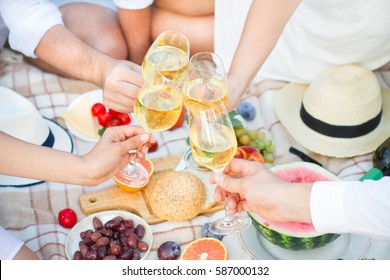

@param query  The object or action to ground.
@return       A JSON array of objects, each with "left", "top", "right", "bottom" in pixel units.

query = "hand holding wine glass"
[
  {"left": 114, "top": 69, "right": 185, "bottom": 191},
  {"left": 188, "top": 101, "right": 251, "bottom": 235}
]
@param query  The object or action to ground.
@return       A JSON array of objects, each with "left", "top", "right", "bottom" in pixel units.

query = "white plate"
[
  {"left": 64, "top": 89, "right": 103, "bottom": 142},
  {"left": 239, "top": 225, "right": 370, "bottom": 260},
  {"left": 65, "top": 210, "right": 153, "bottom": 260}
]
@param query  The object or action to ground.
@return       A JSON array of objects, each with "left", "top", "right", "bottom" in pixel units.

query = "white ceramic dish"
[
  {"left": 239, "top": 224, "right": 370, "bottom": 260},
  {"left": 64, "top": 89, "right": 103, "bottom": 143},
  {"left": 65, "top": 210, "right": 153, "bottom": 260}
]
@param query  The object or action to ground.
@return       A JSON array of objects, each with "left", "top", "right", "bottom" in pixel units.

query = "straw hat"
[
  {"left": 275, "top": 64, "right": 390, "bottom": 158},
  {"left": 0, "top": 86, "right": 73, "bottom": 187}
]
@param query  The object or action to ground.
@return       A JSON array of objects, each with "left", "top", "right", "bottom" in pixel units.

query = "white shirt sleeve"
[
  {"left": 0, "top": 0, "right": 64, "bottom": 58},
  {"left": 0, "top": 226, "right": 24, "bottom": 260},
  {"left": 113, "top": 0, "right": 154, "bottom": 10},
  {"left": 311, "top": 177, "right": 390, "bottom": 240}
]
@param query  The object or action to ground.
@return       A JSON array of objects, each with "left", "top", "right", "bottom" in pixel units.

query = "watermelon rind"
[
  {"left": 249, "top": 212, "right": 340, "bottom": 251},
  {"left": 249, "top": 162, "right": 341, "bottom": 251}
]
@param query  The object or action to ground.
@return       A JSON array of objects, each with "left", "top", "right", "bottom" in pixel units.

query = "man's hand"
[{"left": 102, "top": 60, "right": 144, "bottom": 113}]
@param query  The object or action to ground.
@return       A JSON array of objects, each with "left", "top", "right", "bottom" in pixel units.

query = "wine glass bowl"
[
  {"left": 184, "top": 52, "right": 228, "bottom": 111},
  {"left": 134, "top": 69, "right": 184, "bottom": 132},
  {"left": 142, "top": 30, "right": 190, "bottom": 82},
  {"left": 188, "top": 103, "right": 237, "bottom": 172}
]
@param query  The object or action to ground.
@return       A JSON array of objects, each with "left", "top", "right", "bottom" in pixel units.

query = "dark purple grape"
[
  {"left": 73, "top": 251, "right": 83, "bottom": 260},
  {"left": 85, "top": 250, "right": 98, "bottom": 260},
  {"left": 92, "top": 217, "right": 104, "bottom": 230},
  {"left": 157, "top": 241, "right": 181, "bottom": 260},
  {"left": 137, "top": 241, "right": 149, "bottom": 252},
  {"left": 133, "top": 252, "right": 141, "bottom": 260},
  {"left": 125, "top": 233, "right": 140, "bottom": 249},
  {"left": 134, "top": 224, "right": 145, "bottom": 238},
  {"left": 97, "top": 246, "right": 108, "bottom": 259}
]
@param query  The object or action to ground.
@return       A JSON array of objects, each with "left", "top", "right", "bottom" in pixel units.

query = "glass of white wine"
[
  {"left": 184, "top": 52, "right": 228, "bottom": 111},
  {"left": 142, "top": 30, "right": 190, "bottom": 82},
  {"left": 187, "top": 101, "right": 251, "bottom": 235},
  {"left": 114, "top": 69, "right": 185, "bottom": 189}
]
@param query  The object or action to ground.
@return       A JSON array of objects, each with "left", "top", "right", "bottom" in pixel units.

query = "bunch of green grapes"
[{"left": 234, "top": 127, "right": 275, "bottom": 163}]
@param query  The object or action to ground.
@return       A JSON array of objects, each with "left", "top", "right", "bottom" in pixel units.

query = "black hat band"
[{"left": 300, "top": 104, "right": 382, "bottom": 138}]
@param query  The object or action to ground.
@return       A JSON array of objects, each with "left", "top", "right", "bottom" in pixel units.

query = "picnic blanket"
[{"left": 1, "top": 46, "right": 390, "bottom": 260}]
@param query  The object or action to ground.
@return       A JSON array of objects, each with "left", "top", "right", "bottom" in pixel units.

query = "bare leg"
[
  {"left": 151, "top": 7, "right": 214, "bottom": 55},
  {"left": 25, "top": 4, "right": 128, "bottom": 78}
]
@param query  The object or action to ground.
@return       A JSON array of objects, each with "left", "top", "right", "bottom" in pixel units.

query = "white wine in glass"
[
  {"left": 190, "top": 123, "right": 236, "bottom": 172},
  {"left": 142, "top": 30, "right": 190, "bottom": 82},
  {"left": 134, "top": 83, "right": 183, "bottom": 132},
  {"left": 188, "top": 101, "right": 251, "bottom": 235},
  {"left": 184, "top": 52, "right": 228, "bottom": 111}
]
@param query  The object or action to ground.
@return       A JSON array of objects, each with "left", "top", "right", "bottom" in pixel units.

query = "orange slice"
[
  {"left": 181, "top": 238, "right": 228, "bottom": 260},
  {"left": 114, "top": 158, "right": 154, "bottom": 192}
]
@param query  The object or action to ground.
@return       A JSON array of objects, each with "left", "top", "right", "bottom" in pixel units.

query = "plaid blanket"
[{"left": 1, "top": 48, "right": 389, "bottom": 260}]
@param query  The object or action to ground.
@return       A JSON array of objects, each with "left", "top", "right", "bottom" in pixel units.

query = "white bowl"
[{"left": 65, "top": 210, "right": 153, "bottom": 260}]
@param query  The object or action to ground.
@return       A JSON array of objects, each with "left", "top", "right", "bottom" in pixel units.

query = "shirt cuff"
[
  {"left": 310, "top": 180, "right": 349, "bottom": 234},
  {"left": 113, "top": 0, "right": 154, "bottom": 10},
  {"left": 1, "top": 0, "right": 64, "bottom": 58}
]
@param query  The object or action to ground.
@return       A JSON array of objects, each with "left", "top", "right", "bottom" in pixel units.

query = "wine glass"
[
  {"left": 187, "top": 101, "right": 251, "bottom": 235},
  {"left": 114, "top": 69, "right": 185, "bottom": 190},
  {"left": 184, "top": 52, "right": 228, "bottom": 111},
  {"left": 142, "top": 30, "right": 190, "bottom": 82}
]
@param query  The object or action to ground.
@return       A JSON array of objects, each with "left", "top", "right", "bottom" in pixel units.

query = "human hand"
[
  {"left": 102, "top": 60, "right": 144, "bottom": 113},
  {"left": 81, "top": 125, "right": 156, "bottom": 185},
  {"left": 210, "top": 158, "right": 312, "bottom": 223}
]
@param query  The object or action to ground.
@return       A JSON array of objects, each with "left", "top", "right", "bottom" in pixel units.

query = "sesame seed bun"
[{"left": 150, "top": 170, "right": 206, "bottom": 222}]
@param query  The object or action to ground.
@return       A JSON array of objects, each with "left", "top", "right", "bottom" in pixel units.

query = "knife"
[{"left": 289, "top": 147, "right": 323, "bottom": 166}]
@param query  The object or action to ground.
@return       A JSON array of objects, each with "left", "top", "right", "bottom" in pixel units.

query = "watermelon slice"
[{"left": 249, "top": 162, "right": 341, "bottom": 251}]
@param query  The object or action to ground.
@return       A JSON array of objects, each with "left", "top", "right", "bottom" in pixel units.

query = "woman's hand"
[{"left": 81, "top": 125, "right": 156, "bottom": 185}]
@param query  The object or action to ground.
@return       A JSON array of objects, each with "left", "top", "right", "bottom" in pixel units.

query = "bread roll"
[{"left": 150, "top": 170, "right": 206, "bottom": 222}]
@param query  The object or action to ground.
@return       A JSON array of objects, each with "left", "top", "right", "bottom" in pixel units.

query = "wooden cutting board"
[{"left": 79, "top": 155, "right": 223, "bottom": 224}]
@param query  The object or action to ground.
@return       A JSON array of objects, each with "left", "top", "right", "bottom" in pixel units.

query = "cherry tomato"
[
  {"left": 105, "top": 118, "right": 121, "bottom": 128},
  {"left": 58, "top": 208, "right": 77, "bottom": 228},
  {"left": 91, "top": 103, "right": 106, "bottom": 116},
  {"left": 108, "top": 108, "right": 122, "bottom": 118},
  {"left": 148, "top": 141, "right": 158, "bottom": 152},
  {"left": 97, "top": 112, "right": 113, "bottom": 127},
  {"left": 116, "top": 113, "right": 131, "bottom": 125},
  {"left": 168, "top": 107, "right": 186, "bottom": 130}
]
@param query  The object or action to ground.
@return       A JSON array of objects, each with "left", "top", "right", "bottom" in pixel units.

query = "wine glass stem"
[
  {"left": 221, "top": 189, "right": 234, "bottom": 222},
  {"left": 214, "top": 169, "right": 234, "bottom": 222},
  {"left": 123, "top": 160, "right": 140, "bottom": 178},
  {"left": 123, "top": 129, "right": 151, "bottom": 178}
]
